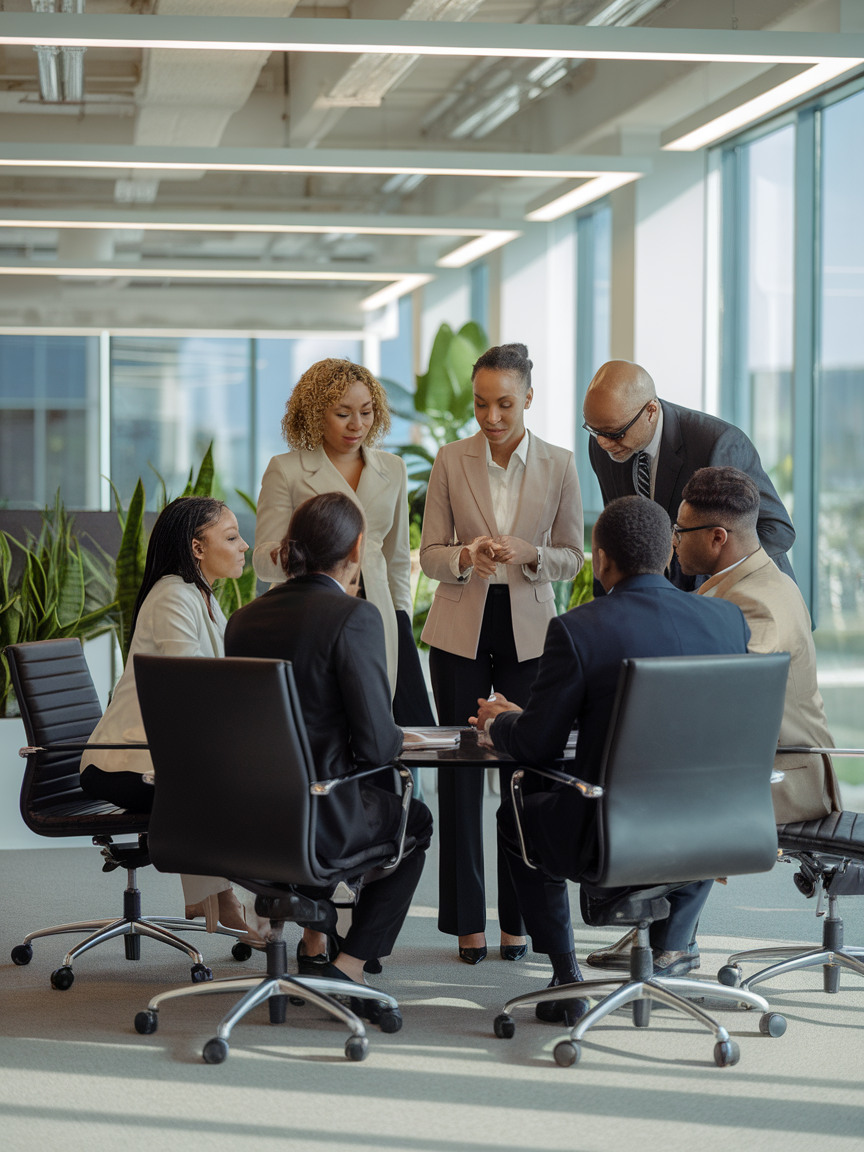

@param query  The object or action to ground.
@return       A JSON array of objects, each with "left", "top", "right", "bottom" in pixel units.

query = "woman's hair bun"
[
  {"left": 471, "top": 343, "right": 533, "bottom": 390},
  {"left": 502, "top": 342, "right": 530, "bottom": 362}
]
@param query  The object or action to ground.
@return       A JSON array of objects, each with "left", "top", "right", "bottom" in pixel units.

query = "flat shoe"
[
  {"left": 364, "top": 958, "right": 383, "bottom": 975},
  {"left": 458, "top": 946, "right": 487, "bottom": 965},
  {"left": 499, "top": 943, "right": 528, "bottom": 961},
  {"left": 652, "top": 949, "right": 700, "bottom": 978}
]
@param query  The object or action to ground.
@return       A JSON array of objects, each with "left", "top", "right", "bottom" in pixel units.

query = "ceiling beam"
[
  {"left": 0, "top": 14, "right": 862, "bottom": 65},
  {"left": 0, "top": 259, "right": 436, "bottom": 285},
  {"left": 0, "top": 143, "right": 652, "bottom": 180}
]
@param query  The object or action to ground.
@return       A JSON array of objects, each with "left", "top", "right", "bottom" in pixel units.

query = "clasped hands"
[
  {"left": 469, "top": 691, "right": 523, "bottom": 733},
  {"left": 459, "top": 534, "right": 537, "bottom": 577}
]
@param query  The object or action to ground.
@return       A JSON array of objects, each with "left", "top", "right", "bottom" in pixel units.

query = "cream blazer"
[
  {"left": 699, "top": 549, "right": 842, "bottom": 825},
  {"left": 85, "top": 575, "right": 226, "bottom": 776},
  {"left": 419, "top": 431, "right": 584, "bottom": 661},
  {"left": 252, "top": 446, "right": 413, "bottom": 695}
]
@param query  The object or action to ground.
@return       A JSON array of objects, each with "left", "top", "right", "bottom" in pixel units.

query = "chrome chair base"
[
  {"left": 133, "top": 938, "right": 400, "bottom": 1064},
  {"left": 493, "top": 928, "right": 787, "bottom": 1068}
]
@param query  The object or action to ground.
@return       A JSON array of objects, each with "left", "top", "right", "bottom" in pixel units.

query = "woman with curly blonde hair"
[{"left": 253, "top": 358, "right": 434, "bottom": 728}]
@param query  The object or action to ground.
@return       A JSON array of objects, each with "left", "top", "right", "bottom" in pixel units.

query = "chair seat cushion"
[
  {"left": 24, "top": 797, "right": 149, "bottom": 836},
  {"left": 777, "top": 810, "right": 864, "bottom": 859},
  {"left": 580, "top": 883, "right": 674, "bottom": 927}
]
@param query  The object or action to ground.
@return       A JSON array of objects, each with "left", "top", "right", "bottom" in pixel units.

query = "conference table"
[{"left": 397, "top": 725, "right": 577, "bottom": 769}]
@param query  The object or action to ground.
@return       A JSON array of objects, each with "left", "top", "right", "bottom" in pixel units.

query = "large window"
[
  {"left": 574, "top": 202, "right": 611, "bottom": 521},
  {"left": 0, "top": 335, "right": 99, "bottom": 509},
  {"left": 721, "top": 80, "right": 864, "bottom": 798}
]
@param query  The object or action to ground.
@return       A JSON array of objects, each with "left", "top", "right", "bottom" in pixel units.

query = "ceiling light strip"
[
  {"left": 0, "top": 14, "right": 861, "bottom": 64},
  {"left": 361, "top": 274, "right": 433, "bottom": 311},
  {"left": 436, "top": 230, "right": 522, "bottom": 268},
  {"left": 525, "top": 172, "right": 642, "bottom": 222},
  {"left": 0, "top": 264, "right": 426, "bottom": 283},
  {"left": 0, "top": 144, "right": 652, "bottom": 180},
  {"left": 662, "top": 58, "right": 863, "bottom": 150}
]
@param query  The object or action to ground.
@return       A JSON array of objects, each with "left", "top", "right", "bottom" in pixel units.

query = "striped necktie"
[{"left": 635, "top": 451, "right": 651, "bottom": 499}]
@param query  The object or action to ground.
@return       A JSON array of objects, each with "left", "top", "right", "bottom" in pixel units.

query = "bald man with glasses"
[{"left": 583, "top": 361, "right": 795, "bottom": 591}]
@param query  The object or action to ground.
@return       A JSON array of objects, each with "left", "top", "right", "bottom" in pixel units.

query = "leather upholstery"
[
  {"left": 7, "top": 639, "right": 148, "bottom": 836},
  {"left": 777, "top": 810, "right": 864, "bottom": 859}
]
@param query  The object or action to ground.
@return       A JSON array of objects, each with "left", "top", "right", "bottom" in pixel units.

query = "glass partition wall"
[{"left": 721, "top": 81, "right": 864, "bottom": 797}]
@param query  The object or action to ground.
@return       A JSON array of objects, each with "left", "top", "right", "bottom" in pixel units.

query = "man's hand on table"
[{"left": 470, "top": 691, "right": 523, "bottom": 732}]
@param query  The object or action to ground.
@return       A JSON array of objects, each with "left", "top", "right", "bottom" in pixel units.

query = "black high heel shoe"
[
  {"left": 458, "top": 946, "right": 488, "bottom": 965},
  {"left": 500, "top": 943, "right": 528, "bottom": 961}
]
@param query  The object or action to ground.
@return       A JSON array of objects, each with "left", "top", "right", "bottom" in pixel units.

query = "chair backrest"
[
  {"left": 6, "top": 639, "right": 102, "bottom": 821},
  {"left": 590, "top": 652, "right": 789, "bottom": 889},
  {"left": 134, "top": 654, "right": 325, "bottom": 887}
]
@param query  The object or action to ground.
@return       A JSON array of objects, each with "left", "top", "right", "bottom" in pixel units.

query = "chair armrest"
[
  {"left": 509, "top": 765, "right": 603, "bottom": 872},
  {"left": 777, "top": 746, "right": 864, "bottom": 756},
  {"left": 308, "top": 763, "right": 396, "bottom": 795},
  {"left": 19, "top": 741, "right": 149, "bottom": 757},
  {"left": 310, "top": 765, "right": 414, "bottom": 872}
]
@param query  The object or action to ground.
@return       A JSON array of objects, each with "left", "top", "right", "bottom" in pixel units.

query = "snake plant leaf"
[
  {"left": 423, "top": 323, "right": 457, "bottom": 416},
  {"left": 116, "top": 478, "right": 147, "bottom": 663},
  {"left": 0, "top": 531, "right": 11, "bottom": 604},
  {"left": 148, "top": 462, "right": 169, "bottom": 511},
  {"left": 192, "top": 442, "right": 215, "bottom": 497},
  {"left": 180, "top": 466, "right": 194, "bottom": 498},
  {"left": 55, "top": 539, "right": 86, "bottom": 629},
  {"left": 213, "top": 562, "right": 257, "bottom": 619},
  {"left": 233, "top": 488, "right": 258, "bottom": 516}
]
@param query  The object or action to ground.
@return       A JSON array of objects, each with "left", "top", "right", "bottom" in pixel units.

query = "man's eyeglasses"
[
  {"left": 582, "top": 399, "right": 653, "bottom": 441},
  {"left": 672, "top": 524, "right": 729, "bottom": 544}
]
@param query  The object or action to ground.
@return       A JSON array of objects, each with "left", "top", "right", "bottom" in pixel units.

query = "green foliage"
[
  {"left": 0, "top": 493, "right": 118, "bottom": 717},
  {"left": 382, "top": 320, "right": 488, "bottom": 523},
  {"left": 567, "top": 554, "right": 595, "bottom": 610},
  {"left": 115, "top": 478, "right": 147, "bottom": 663}
]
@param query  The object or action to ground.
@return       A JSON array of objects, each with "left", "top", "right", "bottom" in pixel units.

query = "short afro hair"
[
  {"left": 593, "top": 496, "right": 671, "bottom": 576},
  {"left": 681, "top": 467, "right": 760, "bottom": 528},
  {"left": 281, "top": 359, "right": 391, "bottom": 451}
]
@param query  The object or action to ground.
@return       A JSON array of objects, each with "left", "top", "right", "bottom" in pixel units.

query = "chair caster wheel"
[
  {"left": 202, "top": 1038, "right": 229, "bottom": 1064},
  {"left": 714, "top": 1039, "right": 740, "bottom": 1067},
  {"left": 553, "top": 1040, "right": 581, "bottom": 1068},
  {"left": 345, "top": 1035, "right": 369, "bottom": 1062},
  {"left": 759, "top": 1012, "right": 787, "bottom": 1038},
  {"left": 190, "top": 963, "right": 213, "bottom": 984},
  {"left": 717, "top": 964, "right": 743, "bottom": 988},
  {"left": 493, "top": 1013, "right": 515, "bottom": 1039},
  {"left": 378, "top": 1008, "right": 402, "bottom": 1034},
  {"left": 134, "top": 1010, "right": 158, "bottom": 1035},
  {"left": 289, "top": 996, "right": 305, "bottom": 1007},
  {"left": 50, "top": 966, "right": 74, "bottom": 991},
  {"left": 231, "top": 942, "right": 253, "bottom": 962},
  {"left": 11, "top": 944, "right": 33, "bottom": 966}
]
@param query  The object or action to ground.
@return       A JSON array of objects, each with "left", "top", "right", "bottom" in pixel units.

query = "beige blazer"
[
  {"left": 419, "top": 431, "right": 584, "bottom": 661},
  {"left": 85, "top": 575, "right": 226, "bottom": 776},
  {"left": 252, "top": 446, "right": 413, "bottom": 695},
  {"left": 699, "top": 549, "right": 842, "bottom": 825}
]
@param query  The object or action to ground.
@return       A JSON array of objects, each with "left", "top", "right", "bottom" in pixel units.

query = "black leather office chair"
[
  {"left": 6, "top": 639, "right": 252, "bottom": 989},
  {"left": 719, "top": 747, "right": 864, "bottom": 995},
  {"left": 130, "top": 654, "right": 413, "bottom": 1064},
  {"left": 493, "top": 652, "right": 791, "bottom": 1069}
]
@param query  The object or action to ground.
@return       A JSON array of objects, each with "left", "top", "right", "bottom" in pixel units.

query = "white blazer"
[
  {"left": 84, "top": 575, "right": 226, "bottom": 775},
  {"left": 252, "top": 446, "right": 413, "bottom": 694}
]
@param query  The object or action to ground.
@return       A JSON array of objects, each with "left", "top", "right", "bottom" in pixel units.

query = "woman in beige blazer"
[
  {"left": 253, "top": 359, "right": 434, "bottom": 727},
  {"left": 82, "top": 496, "right": 263, "bottom": 939},
  {"left": 420, "top": 343, "right": 584, "bottom": 963}
]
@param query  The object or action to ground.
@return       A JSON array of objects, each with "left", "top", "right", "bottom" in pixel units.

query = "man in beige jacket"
[
  {"left": 674, "top": 466, "right": 841, "bottom": 825},
  {"left": 588, "top": 465, "right": 842, "bottom": 973}
]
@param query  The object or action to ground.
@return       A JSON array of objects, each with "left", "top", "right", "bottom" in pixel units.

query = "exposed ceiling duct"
[
  {"left": 422, "top": 0, "right": 678, "bottom": 142},
  {"left": 116, "top": 0, "right": 298, "bottom": 204},
  {"left": 31, "top": 0, "right": 87, "bottom": 105}
]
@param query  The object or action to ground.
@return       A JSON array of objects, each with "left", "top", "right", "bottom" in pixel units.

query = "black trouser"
[
  {"left": 392, "top": 609, "right": 436, "bottom": 727},
  {"left": 301, "top": 799, "right": 433, "bottom": 962},
  {"left": 429, "top": 586, "right": 540, "bottom": 938},
  {"left": 497, "top": 791, "right": 714, "bottom": 954},
  {"left": 80, "top": 765, "right": 154, "bottom": 813}
]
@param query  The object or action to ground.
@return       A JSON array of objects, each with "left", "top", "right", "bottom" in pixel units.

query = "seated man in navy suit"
[{"left": 471, "top": 496, "right": 751, "bottom": 1023}]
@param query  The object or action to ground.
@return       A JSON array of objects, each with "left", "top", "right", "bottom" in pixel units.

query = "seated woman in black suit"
[{"left": 224, "top": 491, "right": 433, "bottom": 989}]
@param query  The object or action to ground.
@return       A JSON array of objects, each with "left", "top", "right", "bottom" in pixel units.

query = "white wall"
[
  {"left": 418, "top": 268, "right": 471, "bottom": 369},
  {"left": 499, "top": 219, "right": 576, "bottom": 452},
  {"left": 634, "top": 153, "right": 708, "bottom": 410}
]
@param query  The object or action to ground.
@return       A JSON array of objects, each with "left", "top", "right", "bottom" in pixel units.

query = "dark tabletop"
[{"left": 397, "top": 726, "right": 577, "bottom": 768}]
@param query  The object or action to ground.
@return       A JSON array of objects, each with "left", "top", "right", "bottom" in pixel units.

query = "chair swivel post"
[
  {"left": 630, "top": 924, "right": 653, "bottom": 1027},
  {"left": 823, "top": 895, "right": 843, "bottom": 993},
  {"left": 266, "top": 935, "right": 289, "bottom": 1024},
  {"left": 123, "top": 870, "right": 143, "bottom": 961}
]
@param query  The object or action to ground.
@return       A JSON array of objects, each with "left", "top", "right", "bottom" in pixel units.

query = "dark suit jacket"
[
  {"left": 589, "top": 400, "right": 796, "bottom": 590},
  {"left": 224, "top": 574, "right": 405, "bottom": 866},
  {"left": 491, "top": 574, "right": 751, "bottom": 878}
]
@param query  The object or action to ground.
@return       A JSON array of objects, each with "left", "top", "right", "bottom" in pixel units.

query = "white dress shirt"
[
  {"left": 449, "top": 431, "right": 540, "bottom": 584},
  {"left": 631, "top": 404, "right": 664, "bottom": 498}
]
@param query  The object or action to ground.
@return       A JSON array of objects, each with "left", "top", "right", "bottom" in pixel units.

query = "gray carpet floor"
[{"left": 1, "top": 791, "right": 862, "bottom": 1152}]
